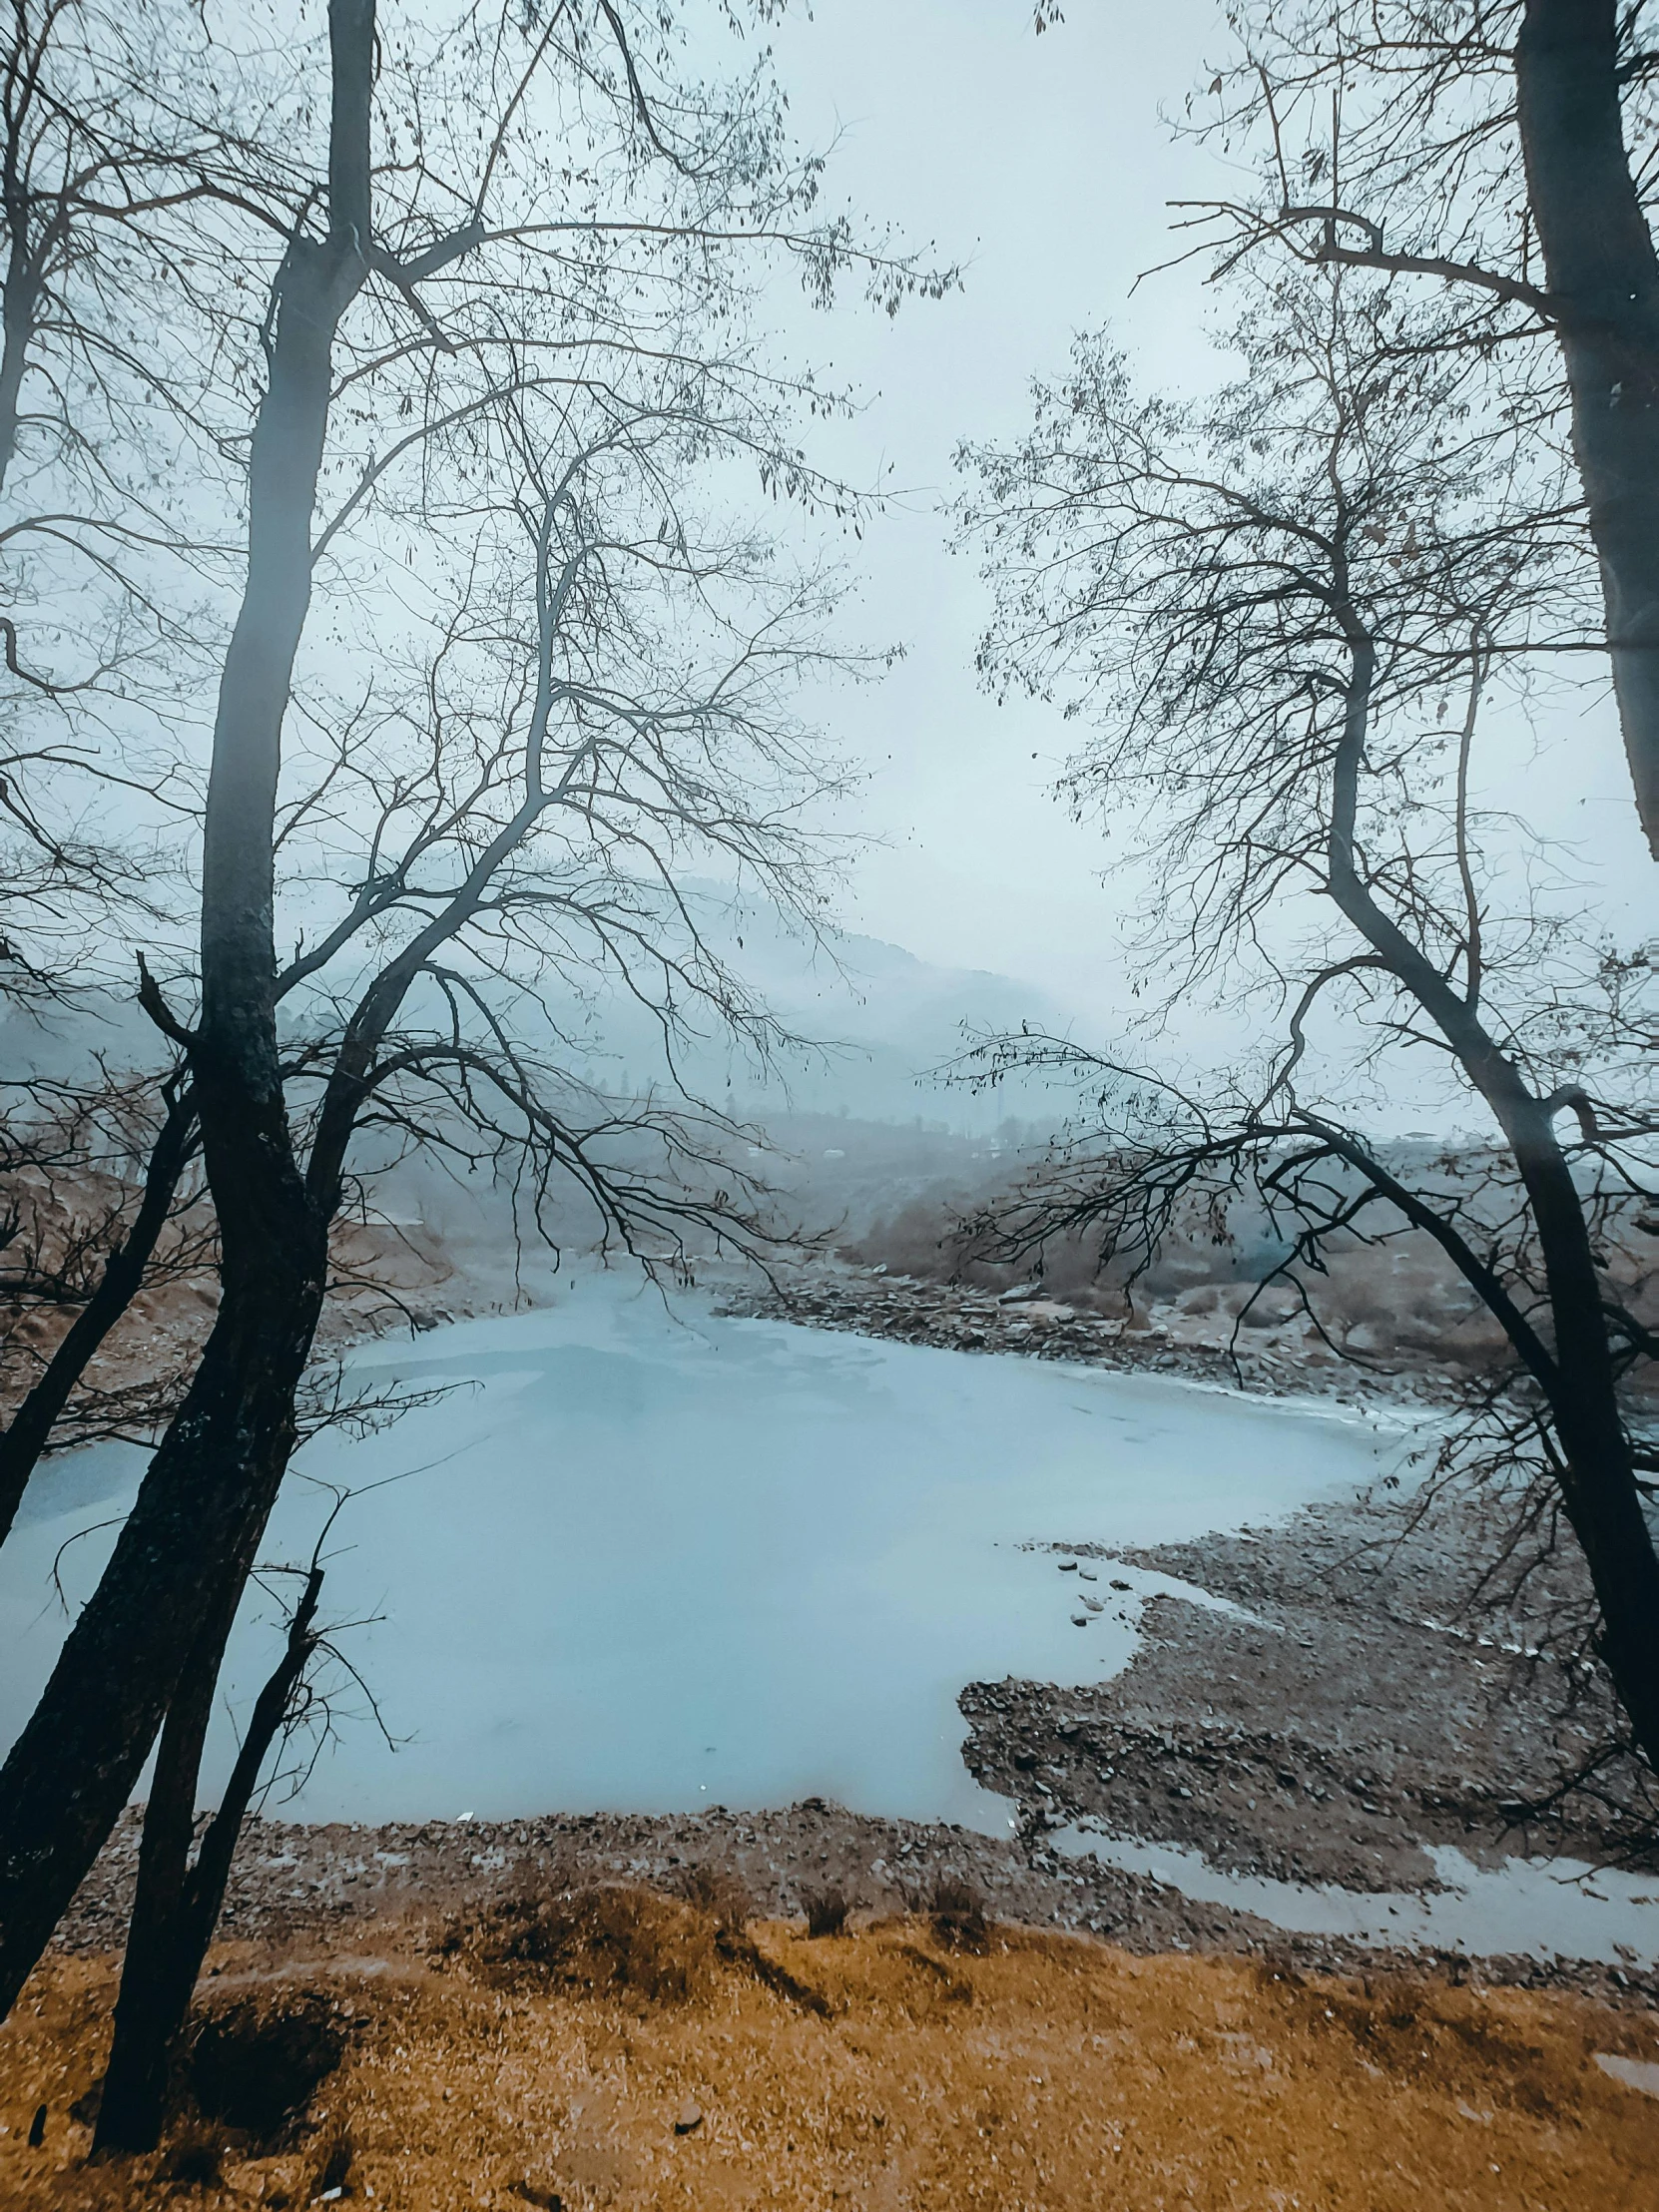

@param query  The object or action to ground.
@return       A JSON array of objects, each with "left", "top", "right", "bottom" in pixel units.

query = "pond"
[{"left": 0, "top": 1271, "right": 1399, "bottom": 1835}]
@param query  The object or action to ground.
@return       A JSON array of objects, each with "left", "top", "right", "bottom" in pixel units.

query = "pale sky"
[{"left": 746, "top": 0, "right": 1655, "bottom": 1038}]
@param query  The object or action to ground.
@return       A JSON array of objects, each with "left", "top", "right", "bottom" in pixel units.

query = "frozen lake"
[{"left": 1, "top": 1272, "right": 1401, "bottom": 1834}]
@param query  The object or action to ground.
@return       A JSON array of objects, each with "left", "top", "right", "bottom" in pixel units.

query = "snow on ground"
[{"left": 1, "top": 1270, "right": 1396, "bottom": 1836}]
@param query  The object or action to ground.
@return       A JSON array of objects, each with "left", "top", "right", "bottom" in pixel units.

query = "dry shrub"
[
  {"left": 927, "top": 1876, "right": 990, "bottom": 1952},
  {"left": 670, "top": 1864, "right": 754, "bottom": 1939},
  {"left": 802, "top": 1887, "right": 850, "bottom": 1939},
  {"left": 451, "top": 1885, "right": 721, "bottom": 2005}
]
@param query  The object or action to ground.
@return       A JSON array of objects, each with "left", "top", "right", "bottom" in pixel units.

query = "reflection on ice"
[{"left": 2, "top": 1272, "right": 1396, "bottom": 1836}]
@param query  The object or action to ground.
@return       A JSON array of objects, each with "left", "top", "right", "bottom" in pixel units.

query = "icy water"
[
  {"left": 1052, "top": 1827, "right": 1659, "bottom": 1968},
  {"left": 1, "top": 1273, "right": 1396, "bottom": 1833}
]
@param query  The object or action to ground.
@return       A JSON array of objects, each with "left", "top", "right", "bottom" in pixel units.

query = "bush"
[
  {"left": 448, "top": 1885, "right": 721, "bottom": 2005},
  {"left": 802, "top": 1887, "right": 850, "bottom": 1938},
  {"left": 927, "top": 1877, "right": 990, "bottom": 1953}
]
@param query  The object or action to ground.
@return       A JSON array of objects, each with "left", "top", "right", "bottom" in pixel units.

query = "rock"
[{"left": 674, "top": 2101, "right": 704, "bottom": 2136}]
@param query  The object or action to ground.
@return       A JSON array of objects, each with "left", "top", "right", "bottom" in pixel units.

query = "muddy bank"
[
  {"left": 959, "top": 1480, "right": 1657, "bottom": 1916},
  {"left": 52, "top": 1787, "right": 1659, "bottom": 2015}
]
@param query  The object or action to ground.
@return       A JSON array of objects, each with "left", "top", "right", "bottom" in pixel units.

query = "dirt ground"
[
  {"left": 7, "top": 1888, "right": 1659, "bottom": 2212},
  {"left": 962, "top": 1484, "right": 1656, "bottom": 1900}
]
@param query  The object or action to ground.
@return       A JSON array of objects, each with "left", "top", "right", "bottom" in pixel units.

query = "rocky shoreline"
[
  {"left": 960, "top": 1482, "right": 1645, "bottom": 1899},
  {"left": 53, "top": 1792, "right": 1658, "bottom": 2015},
  {"left": 716, "top": 1259, "right": 1448, "bottom": 1412}
]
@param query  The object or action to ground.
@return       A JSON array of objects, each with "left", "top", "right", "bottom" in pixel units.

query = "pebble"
[{"left": 675, "top": 2101, "right": 704, "bottom": 2135}]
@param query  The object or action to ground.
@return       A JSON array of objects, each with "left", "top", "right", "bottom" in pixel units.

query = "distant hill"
[{"left": 0, "top": 885, "right": 1079, "bottom": 1138}]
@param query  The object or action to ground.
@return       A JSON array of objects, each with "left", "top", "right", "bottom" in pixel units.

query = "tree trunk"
[
  {"left": 90, "top": 1595, "right": 235, "bottom": 2155},
  {"left": 0, "top": 1088, "right": 197, "bottom": 1550},
  {"left": 0, "top": 0, "right": 375, "bottom": 2025},
  {"left": 1517, "top": 0, "right": 1659, "bottom": 857},
  {"left": 0, "top": 208, "right": 48, "bottom": 499},
  {"left": 1511, "top": 1111, "right": 1659, "bottom": 1759},
  {"left": 1330, "top": 615, "right": 1659, "bottom": 1765},
  {"left": 93, "top": 1569, "right": 322, "bottom": 2156},
  {"left": 0, "top": 1249, "right": 323, "bottom": 2022}
]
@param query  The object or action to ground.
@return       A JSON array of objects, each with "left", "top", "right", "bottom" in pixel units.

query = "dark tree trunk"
[
  {"left": 0, "top": 0, "right": 375, "bottom": 2024},
  {"left": 1512, "top": 1114, "right": 1659, "bottom": 1760},
  {"left": 1517, "top": 0, "right": 1659, "bottom": 857},
  {"left": 0, "top": 245, "right": 37, "bottom": 499},
  {"left": 93, "top": 1570, "right": 323, "bottom": 2156},
  {"left": 90, "top": 1595, "right": 236, "bottom": 2155},
  {"left": 0, "top": 167, "right": 52, "bottom": 499},
  {"left": 1330, "top": 619, "right": 1659, "bottom": 1765},
  {"left": 0, "top": 1087, "right": 197, "bottom": 1550},
  {"left": 0, "top": 1248, "right": 324, "bottom": 2022}
]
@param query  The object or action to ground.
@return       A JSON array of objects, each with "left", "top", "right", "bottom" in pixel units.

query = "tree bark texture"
[
  {"left": 93, "top": 1570, "right": 322, "bottom": 2155},
  {"left": 1518, "top": 0, "right": 1659, "bottom": 856},
  {"left": 89, "top": 1593, "right": 236, "bottom": 2155},
  {"left": 0, "top": 0, "right": 375, "bottom": 2024}
]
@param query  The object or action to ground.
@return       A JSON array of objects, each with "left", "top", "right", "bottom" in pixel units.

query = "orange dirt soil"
[{"left": 2, "top": 1889, "right": 1657, "bottom": 2211}]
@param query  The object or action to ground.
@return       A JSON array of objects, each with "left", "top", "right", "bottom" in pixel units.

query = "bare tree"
[
  {"left": 0, "top": 0, "right": 278, "bottom": 998},
  {"left": 0, "top": 0, "right": 938, "bottom": 2021},
  {"left": 957, "top": 269, "right": 1659, "bottom": 1784},
  {"left": 0, "top": 1069, "right": 206, "bottom": 1544},
  {"left": 1163, "top": 0, "right": 1659, "bottom": 857}
]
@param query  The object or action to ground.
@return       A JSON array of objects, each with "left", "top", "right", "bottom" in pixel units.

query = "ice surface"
[
  {"left": 2, "top": 1272, "right": 1399, "bottom": 1835},
  {"left": 1052, "top": 1825, "right": 1659, "bottom": 1967}
]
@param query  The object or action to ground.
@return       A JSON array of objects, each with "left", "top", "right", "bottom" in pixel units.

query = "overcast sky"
[{"left": 741, "top": 0, "right": 1654, "bottom": 1039}]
